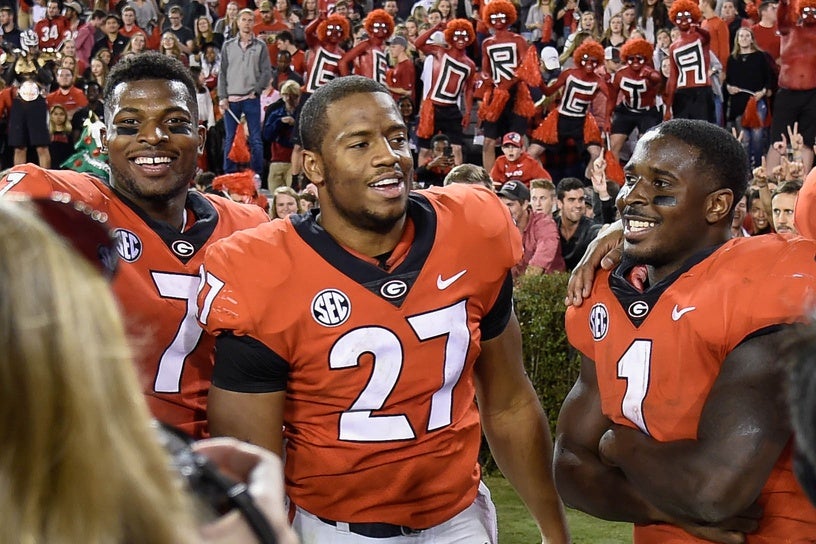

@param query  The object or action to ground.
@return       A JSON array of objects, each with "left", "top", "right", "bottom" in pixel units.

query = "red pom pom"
[
  {"left": 417, "top": 98, "right": 436, "bottom": 139},
  {"left": 480, "top": 87, "right": 510, "bottom": 122},
  {"left": 532, "top": 111, "right": 559, "bottom": 145},
  {"left": 513, "top": 84, "right": 537, "bottom": 119},
  {"left": 515, "top": 47, "right": 542, "bottom": 87}
]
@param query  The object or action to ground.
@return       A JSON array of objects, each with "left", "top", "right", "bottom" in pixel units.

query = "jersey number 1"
[{"left": 617, "top": 339, "right": 652, "bottom": 435}]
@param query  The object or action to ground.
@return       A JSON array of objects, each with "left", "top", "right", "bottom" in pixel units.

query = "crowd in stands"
[{"left": 0, "top": 0, "right": 813, "bottom": 275}]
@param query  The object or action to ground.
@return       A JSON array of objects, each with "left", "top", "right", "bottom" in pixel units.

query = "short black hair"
[
  {"left": 277, "top": 30, "right": 294, "bottom": 42},
  {"left": 651, "top": 119, "right": 749, "bottom": 207},
  {"left": 431, "top": 134, "right": 450, "bottom": 146},
  {"left": 299, "top": 75, "right": 392, "bottom": 151},
  {"left": 104, "top": 52, "right": 198, "bottom": 120},
  {"left": 556, "top": 177, "right": 585, "bottom": 200}
]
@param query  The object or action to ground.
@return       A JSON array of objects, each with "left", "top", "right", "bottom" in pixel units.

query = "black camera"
[{"left": 154, "top": 422, "right": 279, "bottom": 544}]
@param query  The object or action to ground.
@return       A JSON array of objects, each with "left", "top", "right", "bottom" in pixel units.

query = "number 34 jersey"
[
  {"left": 198, "top": 184, "right": 522, "bottom": 528},
  {"left": 0, "top": 165, "right": 270, "bottom": 438},
  {"left": 566, "top": 235, "right": 816, "bottom": 542}
]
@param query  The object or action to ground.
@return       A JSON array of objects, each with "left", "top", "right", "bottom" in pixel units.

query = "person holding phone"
[{"left": 415, "top": 133, "right": 455, "bottom": 187}]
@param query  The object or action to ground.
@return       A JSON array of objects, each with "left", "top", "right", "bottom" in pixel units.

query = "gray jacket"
[{"left": 217, "top": 35, "right": 272, "bottom": 99}]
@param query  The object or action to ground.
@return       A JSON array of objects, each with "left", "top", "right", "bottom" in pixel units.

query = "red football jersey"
[
  {"left": 199, "top": 184, "right": 522, "bottom": 528},
  {"left": 0, "top": 165, "right": 269, "bottom": 437},
  {"left": 34, "top": 15, "right": 70, "bottom": 49},
  {"left": 567, "top": 236, "right": 816, "bottom": 543}
]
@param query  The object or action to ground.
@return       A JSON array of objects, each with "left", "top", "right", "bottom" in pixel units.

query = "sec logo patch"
[
  {"left": 312, "top": 289, "right": 351, "bottom": 327},
  {"left": 589, "top": 303, "right": 609, "bottom": 341}
]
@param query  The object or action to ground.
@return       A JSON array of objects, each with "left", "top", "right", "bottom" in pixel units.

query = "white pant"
[{"left": 292, "top": 481, "right": 498, "bottom": 544}]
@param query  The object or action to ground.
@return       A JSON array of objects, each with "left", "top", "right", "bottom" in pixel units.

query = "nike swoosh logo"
[
  {"left": 437, "top": 269, "right": 467, "bottom": 290},
  {"left": 671, "top": 304, "right": 696, "bottom": 321}
]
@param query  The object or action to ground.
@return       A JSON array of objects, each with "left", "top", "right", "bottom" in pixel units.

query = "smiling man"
[
  {"left": 555, "top": 119, "right": 816, "bottom": 542},
  {"left": 0, "top": 53, "right": 269, "bottom": 438},
  {"left": 197, "top": 75, "right": 570, "bottom": 544}
]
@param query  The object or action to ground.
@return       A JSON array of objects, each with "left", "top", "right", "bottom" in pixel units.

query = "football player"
[
  {"left": 0, "top": 52, "right": 270, "bottom": 438},
  {"left": 198, "top": 76, "right": 570, "bottom": 543},
  {"left": 556, "top": 119, "right": 816, "bottom": 541}
]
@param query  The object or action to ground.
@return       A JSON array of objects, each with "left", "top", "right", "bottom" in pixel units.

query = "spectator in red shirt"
[
  {"left": 497, "top": 180, "right": 566, "bottom": 278},
  {"left": 385, "top": 35, "right": 415, "bottom": 103},
  {"left": 752, "top": 0, "right": 780, "bottom": 63},
  {"left": 34, "top": 0, "right": 69, "bottom": 51},
  {"left": 701, "top": 0, "right": 731, "bottom": 73},
  {"left": 490, "top": 132, "right": 552, "bottom": 188},
  {"left": 46, "top": 66, "right": 88, "bottom": 118}
]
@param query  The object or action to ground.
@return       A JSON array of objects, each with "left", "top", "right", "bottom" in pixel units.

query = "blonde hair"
[
  {"left": 0, "top": 199, "right": 197, "bottom": 544},
  {"left": 272, "top": 185, "right": 303, "bottom": 218},
  {"left": 162, "top": 32, "right": 185, "bottom": 58}
]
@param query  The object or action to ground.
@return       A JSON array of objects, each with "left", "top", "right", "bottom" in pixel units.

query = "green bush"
[{"left": 481, "top": 272, "right": 581, "bottom": 474}]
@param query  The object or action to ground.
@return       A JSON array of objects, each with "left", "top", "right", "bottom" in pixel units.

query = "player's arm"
[
  {"left": 554, "top": 354, "right": 666, "bottom": 524},
  {"left": 475, "top": 308, "right": 570, "bottom": 544},
  {"left": 207, "top": 334, "right": 287, "bottom": 455},
  {"left": 599, "top": 328, "right": 792, "bottom": 524}
]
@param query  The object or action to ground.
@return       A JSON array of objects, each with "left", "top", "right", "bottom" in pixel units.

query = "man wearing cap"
[
  {"left": 34, "top": 0, "right": 69, "bottom": 50},
  {"left": 254, "top": 0, "right": 288, "bottom": 63},
  {"left": 385, "top": 34, "right": 415, "bottom": 103},
  {"left": 498, "top": 180, "right": 565, "bottom": 278},
  {"left": 491, "top": 132, "right": 551, "bottom": 188},
  {"left": 163, "top": 5, "right": 195, "bottom": 54},
  {"left": 539, "top": 45, "right": 561, "bottom": 77},
  {"left": 752, "top": 0, "right": 780, "bottom": 64},
  {"left": 62, "top": 0, "right": 83, "bottom": 39}
]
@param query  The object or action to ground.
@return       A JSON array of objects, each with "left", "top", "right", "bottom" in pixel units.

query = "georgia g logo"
[
  {"left": 312, "top": 288, "right": 351, "bottom": 327},
  {"left": 589, "top": 303, "right": 609, "bottom": 341}
]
